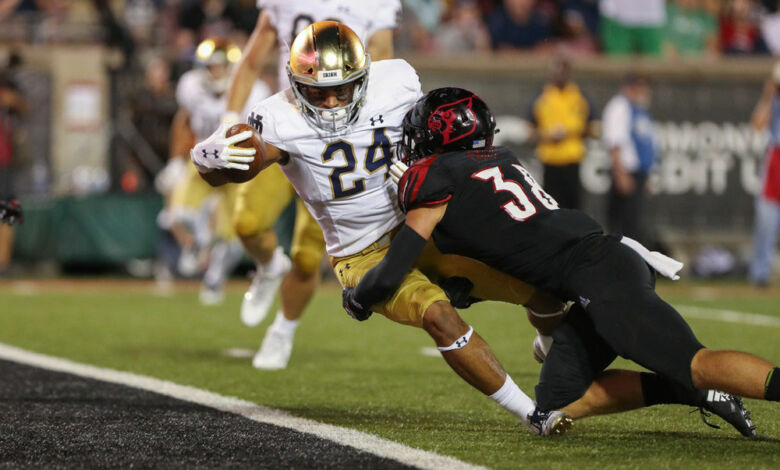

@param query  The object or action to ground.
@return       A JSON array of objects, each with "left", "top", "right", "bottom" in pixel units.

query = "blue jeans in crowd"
[{"left": 749, "top": 195, "right": 780, "bottom": 285}]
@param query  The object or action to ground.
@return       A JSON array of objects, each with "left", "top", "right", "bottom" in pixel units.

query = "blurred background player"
[
  {"left": 527, "top": 54, "right": 596, "bottom": 210},
  {"left": 159, "top": 36, "right": 270, "bottom": 303},
  {"left": 0, "top": 55, "right": 26, "bottom": 275},
  {"left": 748, "top": 61, "right": 780, "bottom": 287},
  {"left": 216, "top": 0, "right": 402, "bottom": 370}
]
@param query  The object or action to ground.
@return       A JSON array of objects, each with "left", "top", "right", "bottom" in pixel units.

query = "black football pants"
[{"left": 535, "top": 235, "right": 704, "bottom": 411}]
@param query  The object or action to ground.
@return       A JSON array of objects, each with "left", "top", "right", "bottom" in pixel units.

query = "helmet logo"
[{"left": 427, "top": 96, "right": 477, "bottom": 145}]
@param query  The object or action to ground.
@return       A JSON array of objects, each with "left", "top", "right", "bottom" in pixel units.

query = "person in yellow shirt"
[{"left": 527, "top": 55, "right": 596, "bottom": 210}]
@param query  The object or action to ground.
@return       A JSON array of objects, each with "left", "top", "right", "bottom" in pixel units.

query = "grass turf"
[{"left": 0, "top": 279, "right": 778, "bottom": 469}]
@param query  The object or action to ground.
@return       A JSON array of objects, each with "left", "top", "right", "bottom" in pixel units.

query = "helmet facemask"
[
  {"left": 287, "top": 61, "right": 370, "bottom": 133},
  {"left": 398, "top": 113, "right": 434, "bottom": 165}
]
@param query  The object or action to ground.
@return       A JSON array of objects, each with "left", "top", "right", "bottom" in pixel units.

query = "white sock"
[
  {"left": 489, "top": 374, "right": 536, "bottom": 425},
  {"left": 269, "top": 310, "right": 298, "bottom": 336}
]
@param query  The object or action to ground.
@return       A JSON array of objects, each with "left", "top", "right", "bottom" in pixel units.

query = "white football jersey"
[
  {"left": 176, "top": 70, "right": 272, "bottom": 141},
  {"left": 257, "top": 0, "right": 401, "bottom": 89},
  {"left": 247, "top": 59, "right": 422, "bottom": 257}
]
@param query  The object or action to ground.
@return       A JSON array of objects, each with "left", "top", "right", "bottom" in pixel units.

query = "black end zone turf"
[{"left": 0, "top": 360, "right": 416, "bottom": 469}]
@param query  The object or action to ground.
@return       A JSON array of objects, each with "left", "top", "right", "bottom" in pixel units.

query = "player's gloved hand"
[
  {"left": 342, "top": 287, "right": 373, "bottom": 321},
  {"left": 190, "top": 119, "right": 255, "bottom": 173},
  {"left": 439, "top": 276, "right": 482, "bottom": 309},
  {"left": 0, "top": 198, "right": 23, "bottom": 225},
  {"left": 389, "top": 160, "right": 409, "bottom": 185}
]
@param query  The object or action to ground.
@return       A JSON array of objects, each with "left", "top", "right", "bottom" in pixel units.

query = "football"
[{"left": 222, "top": 123, "right": 265, "bottom": 183}]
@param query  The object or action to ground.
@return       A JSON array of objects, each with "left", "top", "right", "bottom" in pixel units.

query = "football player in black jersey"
[
  {"left": 344, "top": 88, "right": 778, "bottom": 437},
  {"left": 0, "top": 198, "right": 21, "bottom": 225}
]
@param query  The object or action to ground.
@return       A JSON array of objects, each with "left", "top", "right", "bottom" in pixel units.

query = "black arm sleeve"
[{"left": 352, "top": 224, "right": 427, "bottom": 308}]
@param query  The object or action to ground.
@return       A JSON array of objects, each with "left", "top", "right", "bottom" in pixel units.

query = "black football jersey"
[{"left": 398, "top": 146, "right": 603, "bottom": 292}]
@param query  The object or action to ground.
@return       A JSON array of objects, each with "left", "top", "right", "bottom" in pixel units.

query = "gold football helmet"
[
  {"left": 194, "top": 36, "right": 242, "bottom": 96},
  {"left": 287, "top": 21, "right": 370, "bottom": 132}
]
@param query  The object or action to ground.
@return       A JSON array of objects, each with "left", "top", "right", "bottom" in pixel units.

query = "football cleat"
[
  {"left": 240, "top": 247, "right": 291, "bottom": 327},
  {"left": 527, "top": 409, "right": 573, "bottom": 436},
  {"left": 199, "top": 284, "right": 224, "bottom": 306},
  {"left": 252, "top": 328, "right": 295, "bottom": 370},
  {"left": 697, "top": 390, "right": 757, "bottom": 438}
]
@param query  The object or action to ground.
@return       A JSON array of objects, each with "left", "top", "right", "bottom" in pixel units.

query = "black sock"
[
  {"left": 766, "top": 367, "right": 780, "bottom": 401},
  {"left": 640, "top": 372, "right": 702, "bottom": 407}
]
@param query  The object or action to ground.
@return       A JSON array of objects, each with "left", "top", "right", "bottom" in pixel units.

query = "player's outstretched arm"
[
  {"left": 365, "top": 29, "right": 394, "bottom": 61},
  {"left": 343, "top": 204, "right": 447, "bottom": 320},
  {"left": 225, "top": 11, "right": 277, "bottom": 115}
]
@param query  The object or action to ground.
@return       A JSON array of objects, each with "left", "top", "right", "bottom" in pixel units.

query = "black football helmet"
[{"left": 398, "top": 87, "right": 496, "bottom": 165}]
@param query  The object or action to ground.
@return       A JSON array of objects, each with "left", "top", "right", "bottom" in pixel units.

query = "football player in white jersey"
[
  {"left": 161, "top": 36, "right": 271, "bottom": 304},
  {"left": 217, "top": 0, "right": 402, "bottom": 370},
  {"left": 192, "top": 21, "right": 573, "bottom": 435}
]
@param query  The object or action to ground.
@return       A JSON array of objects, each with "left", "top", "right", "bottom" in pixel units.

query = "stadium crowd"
[{"left": 4, "top": 1, "right": 780, "bottom": 58}]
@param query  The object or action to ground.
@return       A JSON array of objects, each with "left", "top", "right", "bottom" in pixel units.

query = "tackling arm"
[{"left": 344, "top": 204, "right": 447, "bottom": 320}]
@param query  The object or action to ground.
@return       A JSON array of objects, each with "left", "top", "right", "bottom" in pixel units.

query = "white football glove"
[
  {"left": 190, "top": 119, "right": 255, "bottom": 173},
  {"left": 389, "top": 160, "right": 409, "bottom": 185}
]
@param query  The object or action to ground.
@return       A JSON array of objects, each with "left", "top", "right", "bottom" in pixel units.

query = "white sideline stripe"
[
  {"left": 677, "top": 305, "right": 780, "bottom": 328},
  {"left": 0, "top": 342, "right": 486, "bottom": 470}
]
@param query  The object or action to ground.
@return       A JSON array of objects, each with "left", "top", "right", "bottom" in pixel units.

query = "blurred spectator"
[
  {"left": 665, "top": 0, "right": 719, "bottom": 59},
  {"left": 561, "top": 0, "right": 599, "bottom": 36},
  {"left": 435, "top": 0, "right": 490, "bottom": 52},
  {"left": 748, "top": 62, "right": 780, "bottom": 287},
  {"left": 221, "top": 0, "right": 258, "bottom": 37},
  {"left": 0, "top": 51, "right": 27, "bottom": 274},
  {"left": 761, "top": 0, "right": 780, "bottom": 54},
  {"left": 602, "top": 72, "right": 656, "bottom": 244},
  {"left": 559, "top": 5, "right": 599, "bottom": 55},
  {"left": 486, "top": 0, "right": 553, "bottom": 50},
  {"left": 397, "top": 0, "right": 442, "bottom": 52},
  {"left": 720, "top": 0, "right": 769, "bottom": 55},
  {"left": 527, "top": 55, "right": 595, "bottom": 209},
  {"left": 132, "top": 56, "right": 178, "bottom": 168},
  {"left": 599, "top": 0, "right": 666, "bottom": 56}
]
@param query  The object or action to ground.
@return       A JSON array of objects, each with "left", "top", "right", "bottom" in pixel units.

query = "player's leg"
[
  {"left": 167, "top": 164, "right": 215, "bottom": 277},
  {"left": 253, "top": 201, "right": 326, "bottom": 370},
  {"left": 571, "top": 238, "right": 779, "bottom": 403},
  {"left": 200, "top": 184, "right": 244, "bottom": 305},
  {"left": 333, "top": 246, "right": 570, "bottom": 435},
  {"left": 749, "top": 195, "right": 780, "bottom": 285},
  {"left": 537, "top": 305, "right": 757, "bottom": 436},
  {"left": 0, "top": 223, "right": 12, "bottom": 273},
  {"left": 233, "top": 166, "right": 295, "bottom": 326},
  {"left": 418, "top": 243, "right": 565, "bottom": 314}
]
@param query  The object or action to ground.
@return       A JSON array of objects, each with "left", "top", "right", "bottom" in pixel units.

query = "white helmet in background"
[{"left": 194, "top": 36, "right": 241, "bottom": 96}]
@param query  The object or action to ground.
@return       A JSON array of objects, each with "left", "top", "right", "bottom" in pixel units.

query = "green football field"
[{"left": 0, "top": 279, "right": 778, "bottom": 469}]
